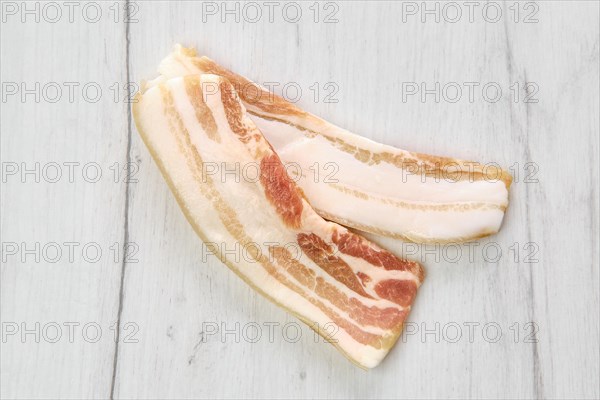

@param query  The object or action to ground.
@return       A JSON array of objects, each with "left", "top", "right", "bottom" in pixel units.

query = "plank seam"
[{"left": 110, "top": 2, "right": 133, "bottom": 398}]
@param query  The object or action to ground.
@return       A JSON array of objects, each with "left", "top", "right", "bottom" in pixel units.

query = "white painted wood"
[
  {"left": 0, "top": 2, "right": 130, "bottom": 399},
  {"left": 2, "top": 1, "right": 598, "bottom": 399}
]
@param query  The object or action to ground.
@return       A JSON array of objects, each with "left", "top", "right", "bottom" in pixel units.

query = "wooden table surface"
[{"left": 1, "top": 1, "right": 599, "bottom": 399}]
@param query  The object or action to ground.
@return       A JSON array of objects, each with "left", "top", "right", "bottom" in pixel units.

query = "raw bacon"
[
  {"left": 133, "top": 74, "right": 425, "bottom": 368},
  {"left": 151, "top": 45, "right": 512, "bottom": 243}
]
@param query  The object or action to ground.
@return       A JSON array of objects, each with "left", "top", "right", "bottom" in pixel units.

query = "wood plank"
[
  {"left": 116, "top": 1, "right": 599, "bottom": 399},
  {"left": 1, "top": 2, "right": 130, "bottom": 398}
]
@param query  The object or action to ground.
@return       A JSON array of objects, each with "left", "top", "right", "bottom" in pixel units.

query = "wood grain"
[{"left": 1, "top": 1, "right": 598, "bottom": 399}]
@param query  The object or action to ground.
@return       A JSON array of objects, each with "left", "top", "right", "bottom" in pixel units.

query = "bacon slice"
[
  {"left": 133, "top": 74, "right": 425, "bottom": 368},
  {"left": 150, "top": 45, "right": 512, "bottom": 243}
]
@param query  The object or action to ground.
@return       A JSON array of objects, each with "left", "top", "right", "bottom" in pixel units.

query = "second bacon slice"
[
  {"left": 133, "top": 74, "right": 425, "bottom": 368},
  {"left": 154, "top": 45, "right": 512, "bottom": 243}
]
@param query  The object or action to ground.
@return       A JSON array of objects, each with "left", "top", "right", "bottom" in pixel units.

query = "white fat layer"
[{"left": 136, "top": 75, "right": 410, "bottom": 368}]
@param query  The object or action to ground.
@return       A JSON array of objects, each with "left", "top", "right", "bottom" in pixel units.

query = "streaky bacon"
[
  {"left": 152, "top": 44, "right": 513, "bottom": 244},
  {"left": 133, "top": 74, "right": 424, "bottom": 368}
]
